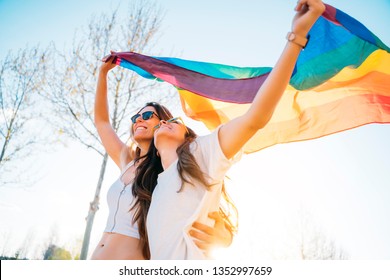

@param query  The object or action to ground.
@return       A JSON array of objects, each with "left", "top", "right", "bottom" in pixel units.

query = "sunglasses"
[
  {"left": 131, "top": 111, "right": 159, "bottom": 124},
  {"left": 153, "top": 117, "right": 189, "bottom": 133}
]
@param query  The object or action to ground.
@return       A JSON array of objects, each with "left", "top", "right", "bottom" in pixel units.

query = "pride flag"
[{"left": 109, "top": 4, "right": 390, "bottom": 153}]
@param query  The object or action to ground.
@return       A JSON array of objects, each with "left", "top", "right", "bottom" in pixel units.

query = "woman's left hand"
[
  {"left": 189, "top": 211, "right": 233, "bottom": 252},
  {"left": 292, "top": 0, "right": 326, "bottom": 36}
]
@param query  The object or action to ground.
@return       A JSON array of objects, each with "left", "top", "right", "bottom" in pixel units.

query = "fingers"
[
  {"left": 190, "top": 230, "right": 215, "bottom": 254},
  {"left": 101, "top": 50, "right": 117, "bottom": 63},
  {"left": 295, "top": 0, "right": 324, "bottom": 14},
  {"left": 192, "top": 222, "right": 214, "bottom": 235},
  {"left": 295, "top": 1, "right": 305, "bottom": 12},
  {"left": 292, "top": 0, "right": 325, "bottom": 35},
  {"left": 191, "top": 212, "right": 231, "bottom": 251},
  {"left": 100, "top": 54, "right": 118, "bottom": 74},
  {"left": 102, "top": 54, "right": 116, "bottom": 63},
  {"left": 192, "top": 239, "right": 211, "bottom": 251},
  {"left": 298, "top": 3, "right": 309, "bottom": 14},
  {"left": 208, "top": 212, "right": 226, "bottom": 231},
  {"left": 189, "top": 228, "right": 214, "bottom": 243},
  {"left": 101, "top": 54, "right": 111, "bottom": 63},
  {"left": 208, "top": 211, "right": 224, "bottom": 223}
]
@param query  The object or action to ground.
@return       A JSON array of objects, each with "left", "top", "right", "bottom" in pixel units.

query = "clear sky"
[{"left": 0, "top": 0, "right": 389, "bottom": 260}]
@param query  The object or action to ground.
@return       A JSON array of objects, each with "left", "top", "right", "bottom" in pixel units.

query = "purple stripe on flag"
[{"left": 114, "top": 52, "right": 269, "bottom": 104}]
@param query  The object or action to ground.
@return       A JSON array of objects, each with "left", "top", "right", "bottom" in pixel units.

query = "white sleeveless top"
[{"left": 103, "top": 161, "right": 140, "bottom": 239}]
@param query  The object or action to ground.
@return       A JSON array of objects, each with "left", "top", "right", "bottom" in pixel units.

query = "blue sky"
[{"left": 0, "top": 0, "right": 390, "bottom": 260}]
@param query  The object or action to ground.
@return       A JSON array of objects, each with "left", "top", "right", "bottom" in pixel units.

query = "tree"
[
  {"left": 43, "top": 244, "right": 72, "bottom": 260},
  {"left": 42, "top": 1, "right": 176, "bottom": 259},
  {"left": 294, "top": 209, "right": 348, "bottom": 260},
  {"left": 15, "top": 230, "right": 37, "bottom": 260},
  {"left": 0, "top": 46, "right": 47, "bottom": 186}
]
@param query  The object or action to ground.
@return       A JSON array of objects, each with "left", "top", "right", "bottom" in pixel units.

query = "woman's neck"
[
  {"left": 138, "top": 141, "right": 151, "bottom": 157},
  {"left": 157, "top": 144, "right": 179, "bottom": 170},
  {"left": 158, "top": 149, "right": 177, "bottom": 170}
]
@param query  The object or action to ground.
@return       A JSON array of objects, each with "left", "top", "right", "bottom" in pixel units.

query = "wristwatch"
[{"left": 286, "top": 32, "right": 309, "bottom": 49}]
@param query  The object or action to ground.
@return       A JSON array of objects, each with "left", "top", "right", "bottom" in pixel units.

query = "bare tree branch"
[
  {"left": 40, "top": 0, "right": 175, "bottom": 259},
  {"left": 295, "top": 209, "right": 349, "bottom": 260},
  {"left": 0, "top": 46, "right": 48, "bottom": 186}
]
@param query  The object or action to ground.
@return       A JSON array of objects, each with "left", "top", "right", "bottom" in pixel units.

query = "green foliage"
[
  {"left": 43, "top": 244, "right": 72, "bottom": 260},
  {"left": 0, "top": 251, "right": 28, "bottom": 260}
]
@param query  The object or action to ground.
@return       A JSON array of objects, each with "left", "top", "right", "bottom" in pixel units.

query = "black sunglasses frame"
[{"left": 131, "top": 111, "right": 159, "bottom": 124}]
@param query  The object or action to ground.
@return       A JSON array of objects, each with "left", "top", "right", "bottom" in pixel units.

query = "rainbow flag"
[{"left": 109, "top": 4, "right": 390, "bottom": 153}]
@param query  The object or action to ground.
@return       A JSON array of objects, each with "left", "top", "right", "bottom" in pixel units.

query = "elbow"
[
  {"left": 249, "top": 114, "right": 272, "bottom": 131},
  {"left": 246, "top": 105, "right": 275, "bottom": 131}
]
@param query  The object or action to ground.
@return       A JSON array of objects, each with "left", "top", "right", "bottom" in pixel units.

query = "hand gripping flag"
[{"left": 107, "top": 4, "right": 390, "bottom": 153}]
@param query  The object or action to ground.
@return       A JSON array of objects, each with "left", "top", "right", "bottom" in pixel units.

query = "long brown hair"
[
  {"left": 127, "top": 102, "right": 173, "bottom": 260},
  {"left": 175, "top": 127, "right": 238, "bottom": 236}
]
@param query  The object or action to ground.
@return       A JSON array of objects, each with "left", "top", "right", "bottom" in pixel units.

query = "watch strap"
[{"left": 286, "top": 32, "right": 309, "bottom": 49}]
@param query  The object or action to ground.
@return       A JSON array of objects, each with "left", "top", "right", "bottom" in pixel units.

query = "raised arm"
[
  {"left": 94, "top": 55, "right": 128, "bottom": 168},
  {"left": 219, "top": 0, "right": 326, "bottom": 159}
]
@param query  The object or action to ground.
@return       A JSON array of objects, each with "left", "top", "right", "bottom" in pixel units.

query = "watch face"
[{"left": 288, "top": 32, "right": 296, "bottom": 41}]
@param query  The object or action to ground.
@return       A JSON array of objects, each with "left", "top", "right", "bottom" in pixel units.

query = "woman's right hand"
[
  {"left": 189, "top": 211, "right": 233, "bottom": 253},
  {"left": 100, "top": 51, "right": 117, "bottom": 73}
]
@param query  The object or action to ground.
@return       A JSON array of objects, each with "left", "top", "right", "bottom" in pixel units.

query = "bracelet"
[{"left": 286, "top": 32, "right": 310, "bottom": 49}]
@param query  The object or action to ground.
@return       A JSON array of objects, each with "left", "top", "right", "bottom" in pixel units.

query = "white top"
[
  {"left": 103, "top": 161, "right": 140, "bottom": 239},
  {"left": 147, "top": 127, "right": 240, "bottom": 259}
]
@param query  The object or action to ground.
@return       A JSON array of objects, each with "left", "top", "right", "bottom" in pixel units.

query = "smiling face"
[
  {"left": 129, "top": 102, "right": 174, "bottom": 155},
  {"left": 131, "top": 106, "right": 161, "bottom": 143}
]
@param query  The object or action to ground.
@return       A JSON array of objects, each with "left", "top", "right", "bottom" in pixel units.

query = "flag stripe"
[{"left": 116, "top": 51, "right": 270, "bottom": 104}]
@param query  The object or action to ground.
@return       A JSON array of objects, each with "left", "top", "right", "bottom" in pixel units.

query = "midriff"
[{"left": 90, "top": 232, "right": 145, "bottom": 260}]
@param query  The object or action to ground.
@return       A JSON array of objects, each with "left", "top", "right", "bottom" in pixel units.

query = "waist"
[
  {"left": 104, "top": 210, "right": 139, "bottom": 239},
  {"left": 91, "top": 232, "right": 144, "bottom": 260}
]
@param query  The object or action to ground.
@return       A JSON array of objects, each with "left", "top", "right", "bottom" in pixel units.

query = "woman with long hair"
[
  {"left": 91, "top": 61, "right": 233, "bottom": 259},
  {"left": 144, "top": 0, "right": 326, "bottom": 259}
]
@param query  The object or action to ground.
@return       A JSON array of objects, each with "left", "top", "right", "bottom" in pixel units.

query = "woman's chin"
[
  {"left": 133, "top": 131, "right": 153, "bottom": 142},
  {"left": 155, "top": 132, "right": 185, "bottom": 147}
]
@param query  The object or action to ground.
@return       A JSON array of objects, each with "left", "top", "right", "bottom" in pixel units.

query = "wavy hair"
[
  {"left": 175, "top": 127, "right": 238, "bottom": 236},
  {"left": 124, "top": 102, "right": 173, "bottom": 260}
]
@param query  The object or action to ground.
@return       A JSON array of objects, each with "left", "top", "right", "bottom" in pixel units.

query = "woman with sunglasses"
[
  {"left": 91, "top": 57, "right": 233, "bottom": 259},
  {"left": 144, "top": 0, "right": 326, "bottom": 259}
]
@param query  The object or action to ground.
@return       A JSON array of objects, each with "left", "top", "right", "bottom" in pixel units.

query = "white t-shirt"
[{"left": 147, "top": 127, "right": 240, "bottom": 259}]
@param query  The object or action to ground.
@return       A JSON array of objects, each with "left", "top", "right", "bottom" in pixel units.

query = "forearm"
[
  {"left": 93, "top": 58, "right": 125, "bottom": 167},
  {"left": 246, "top": 0, "right": 325, "bottom": 130},
  {"left": 219, "top": 41, "right": 304, "bottom": 159},
  {"left": 94, "top": 70, "right": 111, "bottom": 125},
  {"left": 247, "top": 41, "right": 302, "bottom": 129}
]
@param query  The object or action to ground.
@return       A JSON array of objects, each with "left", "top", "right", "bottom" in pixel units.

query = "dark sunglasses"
[{"left": 131, "top": 111, "right": 159, "bottom": 124}]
